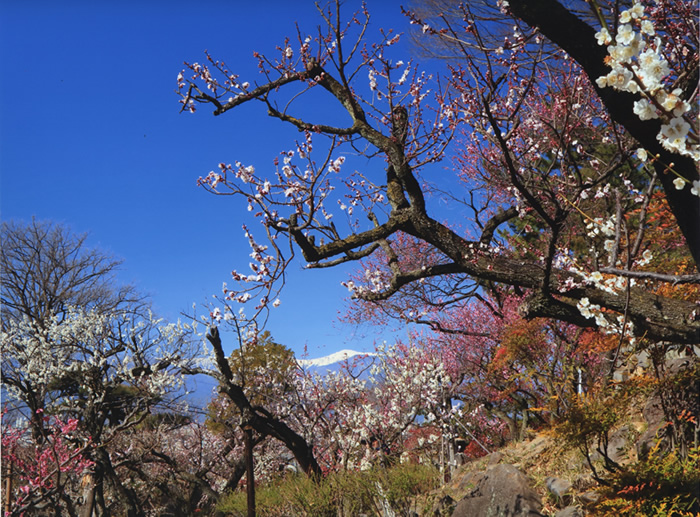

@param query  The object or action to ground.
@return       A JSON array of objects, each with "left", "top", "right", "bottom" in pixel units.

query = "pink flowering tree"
[
  {"left": 178, "top": 0, "right": 698, "bottom": 353},
  {"left": 1, "top": 412, "right": 94, "bottom": 517}
]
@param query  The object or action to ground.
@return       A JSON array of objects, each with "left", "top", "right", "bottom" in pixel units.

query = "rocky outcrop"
[{"left": 451, "top": 464, "right": 543, "bottom": 517}]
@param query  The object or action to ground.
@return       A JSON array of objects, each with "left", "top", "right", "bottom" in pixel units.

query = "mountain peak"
[{"left": 297, "top": 349, "right": 374, "bottom": 368}]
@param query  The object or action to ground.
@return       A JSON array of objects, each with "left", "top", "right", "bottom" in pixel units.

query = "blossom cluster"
[
  {"left": 595, "top": 1, "right": 700, "bottom": 174},
  {"left": 1, "top": 306, "right": 195, "bottom": 431},
  {"left": 2, "top": 412, "right": 94, "bottom": 512}
]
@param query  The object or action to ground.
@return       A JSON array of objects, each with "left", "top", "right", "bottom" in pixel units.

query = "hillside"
[{"left": 417, "top": 355, "right": 700, "bottom": 517}]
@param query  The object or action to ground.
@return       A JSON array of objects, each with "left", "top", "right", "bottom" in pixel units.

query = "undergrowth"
[{"left": 217, "top": 462, "right": 440, "bottom": 516}]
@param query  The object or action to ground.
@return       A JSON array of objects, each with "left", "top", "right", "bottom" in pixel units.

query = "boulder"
[
  {"left": 579, "top": 491, "right": 601, "bottom": 505},
  {"left": 430, "top": 494, "right": 455, "bottom": 516},
  {"left": 451, "top": 464, "right": 543, "bottom": 517},
  {"left": 591, "top": 424, "right": 633, "bottom": 464},
  {"left": 636, "top": 392, "right": 666, "bottom": 460},
  {"left": 545, "top": 477, "right": 572, "bottom": 499}
]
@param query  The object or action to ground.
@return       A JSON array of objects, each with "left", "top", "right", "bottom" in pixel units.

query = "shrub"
[
  {"left": 594, "top": 443, "right": 700, "bottom": 516},
  {"left": 556, "top": 389, "right": 625, "bottom": 482}
]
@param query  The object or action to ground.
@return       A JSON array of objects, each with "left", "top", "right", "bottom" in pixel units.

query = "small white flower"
[
  {"left": 605, "top": 66, "right": 634, "bottom": 91},
  {"left": 691, "top": 180, "right": 700, "bottom": 197},
  {"left": 628, "top": 3, "right": 645, "bottom": 19},
  {"left": 673, "top": 177, "right": 686, "bottom": 190},
  {"left": 633, "top": 98, "right": 657, "bottom": 120},
  {"left": 368, "top": 69, "right": 377, "bottom": 90},
  {"left": 660, "top": 118, "right": 691, "bottom": 150},
  {"left": 640, "top": 20, "right": 654, "bottom": 36},
  {"left": 637, "top": 50, "right": 670, "bottom": 89},
  {"left": 595, "top": 28, "right": 612, "bottom": 46},
  {"left": 636, "top": 148, "right": 648, "bottom": 162},
  {"left": 615, "top": 24, "right": 635, "bottom": 45}
]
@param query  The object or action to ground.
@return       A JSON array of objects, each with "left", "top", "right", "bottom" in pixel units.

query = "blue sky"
[{"left": 0, "top": 1, "right": 420, "bottom": 358}]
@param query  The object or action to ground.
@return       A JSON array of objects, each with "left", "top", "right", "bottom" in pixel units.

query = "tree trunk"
[
  {"left": 80, "top": 472, "right": 96, "bottom": 517},
  {"left": 244, "top": 427, "right": 255, "bottom": 517}
]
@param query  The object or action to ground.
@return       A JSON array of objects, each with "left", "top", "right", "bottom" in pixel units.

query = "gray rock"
[
  {"left": 451, "top": 464, "right": 542, "bottom": 517},
  {"left": 488, "top": 451, "right": 504, "bottom": 466},
  {"left": 554, "top": 506, "right": 585, "bottom": 517},
  {"left": 590, "top": 424, "right": 633, "bottom": 464},
  {"left": 579, "top": 491, "right": 601, "bottom": 505},
  {"left": 545, "top": 477, "right": 572, "bottom": 499},
  {"left": 636, "top": 397, "right": 665, "bottom": 459}
]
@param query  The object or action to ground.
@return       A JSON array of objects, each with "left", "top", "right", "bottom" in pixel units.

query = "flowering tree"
[
  {"left": 204, "top": 325, "right": 323, "bottom": 478},
  {"left": 1, "top": 413, "right": 94, "bottom": 517},
  {"left": 507, "top": 0, "right": 699, "bottom": 254},
  {"left": 290, "top": 341, "right": 452, "bottom": 472},
  {"left": 1, "top": 219, "right": 144, "bottom": 441},
  {"left": 0, "top": 220, "right": 203, "bottom": 516},
  {"left": 103, "top": 418, "right": 250, "bottom": 515},
  {"left": 178, "top": 0, "right": 698, "bottom": 349}
]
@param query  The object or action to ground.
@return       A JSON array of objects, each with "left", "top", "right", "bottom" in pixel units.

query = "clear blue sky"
[{"left": 0, "top": 1, "right": 418, "bottom": 358}]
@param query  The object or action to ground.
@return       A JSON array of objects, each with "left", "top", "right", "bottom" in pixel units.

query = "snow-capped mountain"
[
  {"left": 184, "top": 349, "right": 377, "bottom": 411},
  {"left": 296, "top": 349, "right": 375, "bottom": 368},
  {"left": 296, "top": 349, "right": 377, "bottom": 379}
]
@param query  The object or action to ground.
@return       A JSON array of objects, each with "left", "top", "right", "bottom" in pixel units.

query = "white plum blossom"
[
  {"left": 1, "top": 306, "right": 194, "bottom": 425},
  {"left": 328, "top": 156, "right": 346, "bottom": 173},
  {"left": 636, "top": 249, "right": 653, "bottom": 266},
  {"left": 615, "top": 24, "right": 635, "bottom": 45},
  {"left": 595, "top": 28, "right": 612, "bottom": 45},
  {"left": 659, "top": 118, "right": 691, "bottom": 153},
  {"left": 657, "top": 89, "right": 691, "bottom": 117},
  {"left": 636, "top": 49, "right": 670, "bottom": 89},
  {"left": 633, "top": 98, "right": 658, "bottom": 120},
  {"left": 596, "top": 3, "right": 698, "bottom": 162},
  {"left": 368, "top": 70, "right": 377, "bottom": 91},
  {"left": 577, "top": 297, "right": 599, "bottom": 319},
  {"left": 692, "top": 180, "right": 700, "bottom": 197},
  {"left": 673, "top": 177, "right": 686, "bottom": 190}
]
